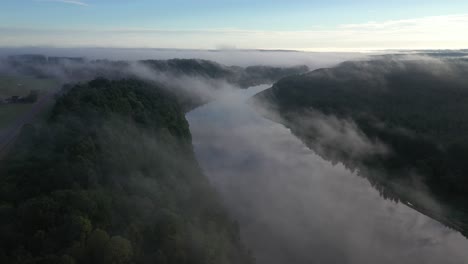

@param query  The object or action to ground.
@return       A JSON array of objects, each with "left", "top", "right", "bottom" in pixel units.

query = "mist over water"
[{"left": 186, "top": 86, "right": 468, "bottom": 264}]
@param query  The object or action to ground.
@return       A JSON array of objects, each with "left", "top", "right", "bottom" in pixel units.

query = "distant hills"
[
  {"left": 4, "top": 54, "right": 308, "bottom": 89},
  {"left": 140, "top": 58, "right": 308, "bottom": 88}
]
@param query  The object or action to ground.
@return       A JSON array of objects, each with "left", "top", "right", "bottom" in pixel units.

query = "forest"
[
  {"left": 4, "top": 55, "right": 308, "bottom": 89},
  {"left": 0, "top": 78, "right": 253, "bottom": 264},
  {"left": 254, "top": 56, "right": 468, "bottom": 236}
]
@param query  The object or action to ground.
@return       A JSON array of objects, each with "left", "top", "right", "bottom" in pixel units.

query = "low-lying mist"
[
  {"left": 0, "top": 47, "right": 365, "bottom": 67},
  {"left": 187, "top": 82, "right": 468, "bottom": 264},
  {"left": 0, "top": 50, "right": 319, "bottom": 110}
]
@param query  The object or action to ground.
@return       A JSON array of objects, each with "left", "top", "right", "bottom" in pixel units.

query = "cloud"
[
  {"left": 1, "top": 14, "right": 468, "bottom": 50},
  {"left": 341, "top": 14, "right": 468, "bottom": 31},
  {"left": 35, "top": 0, "right": 89, "bottom": 6}
]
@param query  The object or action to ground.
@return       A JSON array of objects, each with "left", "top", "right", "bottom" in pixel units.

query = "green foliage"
[{"left": 0, "top": 78, "right": 252, "bottom": 263}]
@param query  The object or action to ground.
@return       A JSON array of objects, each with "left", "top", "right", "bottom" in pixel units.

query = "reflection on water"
[{"left": 186, "top": 85, "right": 468, "bottom": 264}]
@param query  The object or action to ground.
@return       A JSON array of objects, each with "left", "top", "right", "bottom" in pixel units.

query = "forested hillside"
[
  {"left": 141, "top": 59, "right": 309, "bottom": 88},
  {"left": 4, "top": 55, "right": 308, "bottom": 89},
  {"left": 254, "top": 57, "right": 468, "bottom": 236},
  {"left": 0, "top": 78, "right": 253, "bottom": 264}
]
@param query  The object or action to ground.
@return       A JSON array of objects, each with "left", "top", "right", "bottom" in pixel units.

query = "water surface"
[{"left": 186, "top": 85, "right": 468, "bottom": 264}]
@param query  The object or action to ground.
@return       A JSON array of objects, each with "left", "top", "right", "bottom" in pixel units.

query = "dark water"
[{"left": 186, "top": 85, "right": 468, "bottom": 264}]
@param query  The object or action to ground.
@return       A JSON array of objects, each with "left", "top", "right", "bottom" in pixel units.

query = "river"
[{"left": 186, "top": 85, "right": 468, "bottom": 264}]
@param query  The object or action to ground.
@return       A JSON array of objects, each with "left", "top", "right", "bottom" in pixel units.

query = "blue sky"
[{"left": 1, "top": 0, "right": 468, "bottom": 50}]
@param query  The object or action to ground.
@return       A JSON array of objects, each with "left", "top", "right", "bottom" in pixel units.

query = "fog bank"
[{"left": 0, "top": 47, "right": 365, "bottom": 67}]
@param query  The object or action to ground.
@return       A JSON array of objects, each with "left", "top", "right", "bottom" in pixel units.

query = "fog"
[
  {"left": 0, "top": 47, "right": 364, "bottom": 67},
  {"left": 0, "top": 56, "right": 243, "bottom": 110},
  {"left": 282, "top": 110, "right": 389, "bottom": 162},
  {"left": 186, "top": 85, "right": 468, "bottom": 264},
  {"left": 127, "top": 61, "right": 239, "bottom": 106},
  {"left": 0, "top": 48, "right": 369, "bottom": 110}
]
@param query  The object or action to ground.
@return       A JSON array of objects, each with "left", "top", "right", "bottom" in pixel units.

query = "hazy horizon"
[{"left": 2, "top": 1, "right": 468, "bottom": 50}]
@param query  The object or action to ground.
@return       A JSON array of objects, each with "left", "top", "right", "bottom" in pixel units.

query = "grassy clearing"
[
  {"left": 0, "top": 75, "right": 58, "bottom": 98},
  {"left": 0, "top": 75, "right": 59, "bottom": 129}
]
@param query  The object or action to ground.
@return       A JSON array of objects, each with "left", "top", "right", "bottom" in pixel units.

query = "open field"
[
  {"left": 0, "top": 75, "right": 58, "bottom": 97},
  {"left": 0, "top": 104, "right": 32, "bottom": 130},
  {"left": 0, "top": 75, "right": 58, "bottom": 129}
]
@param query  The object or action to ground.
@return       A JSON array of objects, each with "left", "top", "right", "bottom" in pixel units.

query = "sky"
[{"left": 1, "top": 0, "right": 468, "bottom": 51}]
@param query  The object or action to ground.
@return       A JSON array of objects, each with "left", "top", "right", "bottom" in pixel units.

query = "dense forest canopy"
[
  {"left": 0, "top": 78, "right": 253, "bottom": 264},
  {"left": 254, "top": 56, "right": 468, "bottom": 236}
]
